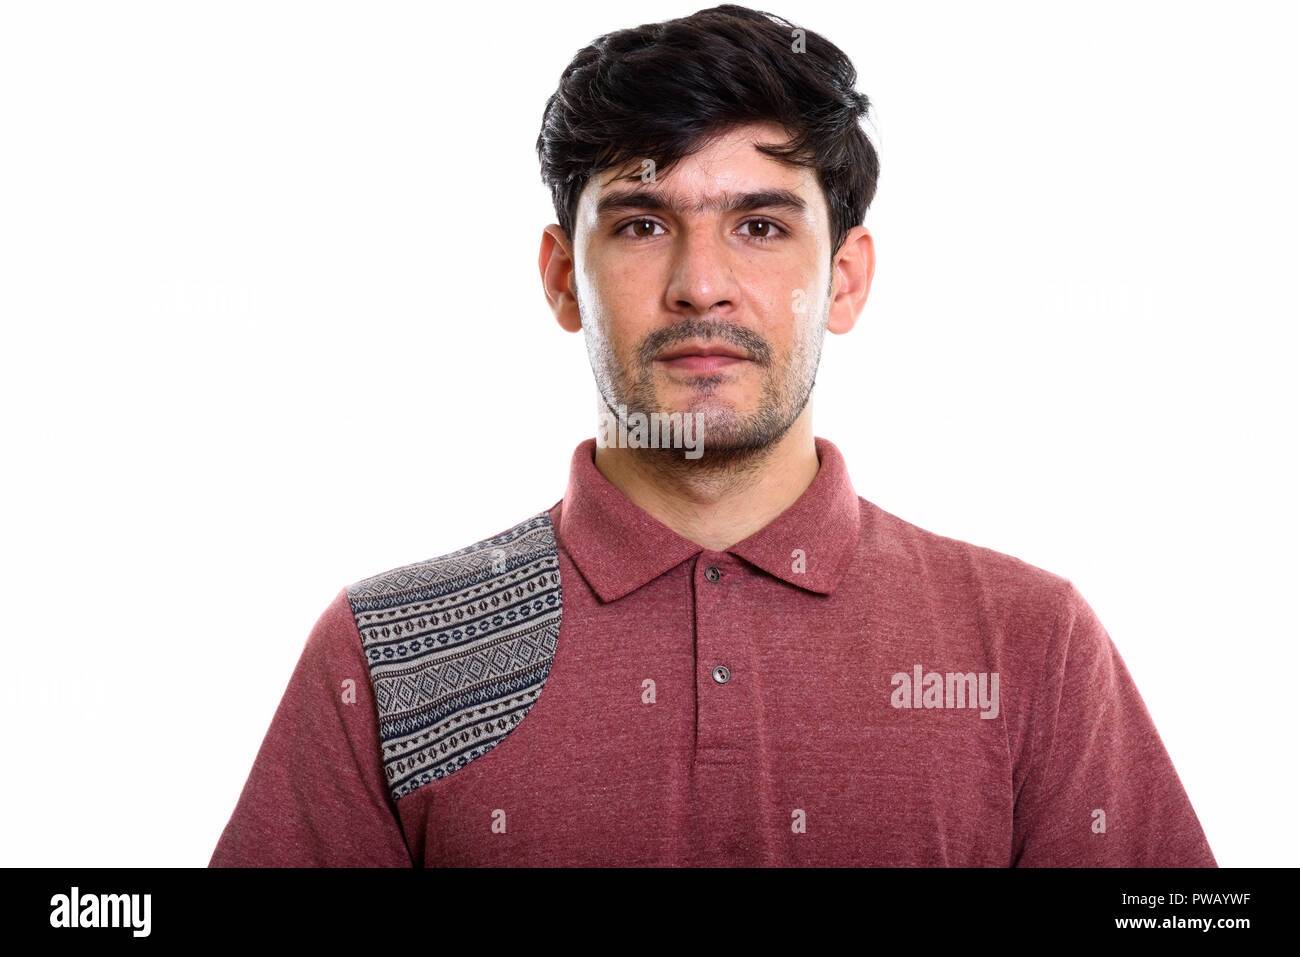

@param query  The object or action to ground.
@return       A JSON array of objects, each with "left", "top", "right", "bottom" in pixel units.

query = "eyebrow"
[{"left": 594, "top": 188, "right": 810, "bottom": 221}]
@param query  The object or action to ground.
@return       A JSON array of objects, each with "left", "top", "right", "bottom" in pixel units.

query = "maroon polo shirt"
[{"left": 209, "top": 436, "right": 1216, "bottom": 867}]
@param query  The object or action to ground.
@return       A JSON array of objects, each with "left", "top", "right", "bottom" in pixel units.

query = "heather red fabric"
[{"left": 209, "top": 436, "right": 1216, "bottom": 867}]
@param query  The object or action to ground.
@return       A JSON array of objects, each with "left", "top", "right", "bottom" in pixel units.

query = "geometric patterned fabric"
[{"left": 345, "top": 510, "right": 562, "bottom": 801}]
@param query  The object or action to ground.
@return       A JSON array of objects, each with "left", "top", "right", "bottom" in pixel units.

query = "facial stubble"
[{"left": 578, "top": 275, "right": 832, "bottom": 477}]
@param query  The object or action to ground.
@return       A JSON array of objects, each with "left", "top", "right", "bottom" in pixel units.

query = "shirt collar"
[{"left": 556, "top": 436, "right": 862, "bottom": 602}]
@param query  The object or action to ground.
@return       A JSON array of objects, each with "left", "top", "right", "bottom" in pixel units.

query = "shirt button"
[
  {"left": 705, "top": 565, "right": 722, "bottom": 583},
  {"left": 712, "top": 665, "right": 731, "bottom": 684}
]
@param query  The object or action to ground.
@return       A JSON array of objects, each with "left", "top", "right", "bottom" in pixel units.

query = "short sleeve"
[
  {"left": 1011, "top": 581, "right": 1216, "bottom": 867},
  {"left": 209, "top": 587, "right": 414, "bottom": 867}
]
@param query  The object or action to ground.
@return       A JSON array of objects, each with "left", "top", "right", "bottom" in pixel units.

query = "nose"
[{"left": 663, "top": 223, "right": 743, "bottom": 318}]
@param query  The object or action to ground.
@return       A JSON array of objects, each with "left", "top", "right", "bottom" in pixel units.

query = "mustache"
[{"left": 635, "top": 319, "right": 772, "bottom": 366}]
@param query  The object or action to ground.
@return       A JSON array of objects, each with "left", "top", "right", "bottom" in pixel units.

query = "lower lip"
[{"left": 656, "top": 355, "right": 749, "bottom": 372}]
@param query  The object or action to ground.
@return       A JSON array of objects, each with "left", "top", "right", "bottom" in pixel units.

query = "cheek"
[
  {"left": 606, "top": 262, "right": 659, "bottom": 309},
  {"left": 745, "top": 261, "right": 812, "bottom": 315},
  {"left": 597, "top": 271, "right": 661, "bottom": 347},
  {"left": 586, "top": 252, "right": 646, "bottom": 306},
  {"left": 751, "top": 275, "right": 819, "bottom": 354}
]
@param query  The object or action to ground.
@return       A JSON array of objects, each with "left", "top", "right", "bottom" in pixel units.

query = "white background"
[{"left": 1, "top": 0, "right": 1294, "bottom": 867}]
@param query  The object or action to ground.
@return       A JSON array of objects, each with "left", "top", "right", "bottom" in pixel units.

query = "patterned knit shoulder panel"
[{"left": 345, "top": 510, "right": 563, "bottom": 802}]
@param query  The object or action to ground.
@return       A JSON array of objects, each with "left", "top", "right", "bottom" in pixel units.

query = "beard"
[{"left": 578, "top": 282, "right": 830, "bottom": 474}]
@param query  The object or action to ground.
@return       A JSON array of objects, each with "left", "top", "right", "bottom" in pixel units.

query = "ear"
[
  {"left": 539, "top": 224, "right": 582, "bottom": 333},
  {"left": 827, "top": 226, "right": 875, "bottom": 335}
]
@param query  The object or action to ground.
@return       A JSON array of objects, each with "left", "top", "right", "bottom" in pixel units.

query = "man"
[{"left": 210, "top": 4, "right": 1215, "bottom": 867}]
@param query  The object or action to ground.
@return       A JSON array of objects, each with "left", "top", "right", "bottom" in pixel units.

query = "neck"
[{"left": 592, "top": 405, "right": 820, "bottom": 551}]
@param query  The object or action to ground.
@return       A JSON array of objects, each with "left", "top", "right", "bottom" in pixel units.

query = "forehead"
[{"left": 574, "top": 121, "right": 826, "bottom": 230}]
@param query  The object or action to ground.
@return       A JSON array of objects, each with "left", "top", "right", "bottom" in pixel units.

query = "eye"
[
  {"left": 614, "top": 216, "right": 786, "bottom": 243},
  {"left": 617, "top": 218, "right": 666, "bottom": 238},
  {"left": 739, "top": 219, "right": 784, "bottom": 242}
]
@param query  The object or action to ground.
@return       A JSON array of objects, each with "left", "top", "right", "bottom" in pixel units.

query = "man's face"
[{"left": 568, "top": 121, "right": 837, "bottom": 458}]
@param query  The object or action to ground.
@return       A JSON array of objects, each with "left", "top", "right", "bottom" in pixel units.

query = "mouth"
[
  {"left": 655, "top": 354, "right": 750, "bottom": 373},
  {"left": 654, "top": 342, "right": 753, "bottom": 373}
]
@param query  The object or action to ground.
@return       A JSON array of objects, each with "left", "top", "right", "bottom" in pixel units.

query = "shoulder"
[
  {"left": 341, "top": 509, "right": 563, "bottom": 800},
  {"left": 345, "top": 509, "right": 560, "bottom": 620},
  {"left": 857, "top": 497, "right": 1073, "bottom": 620}
]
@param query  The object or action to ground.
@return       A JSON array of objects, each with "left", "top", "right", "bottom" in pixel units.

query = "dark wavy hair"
[{"left": 536, "top": 4, "right": 880, "bottom": 260}]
